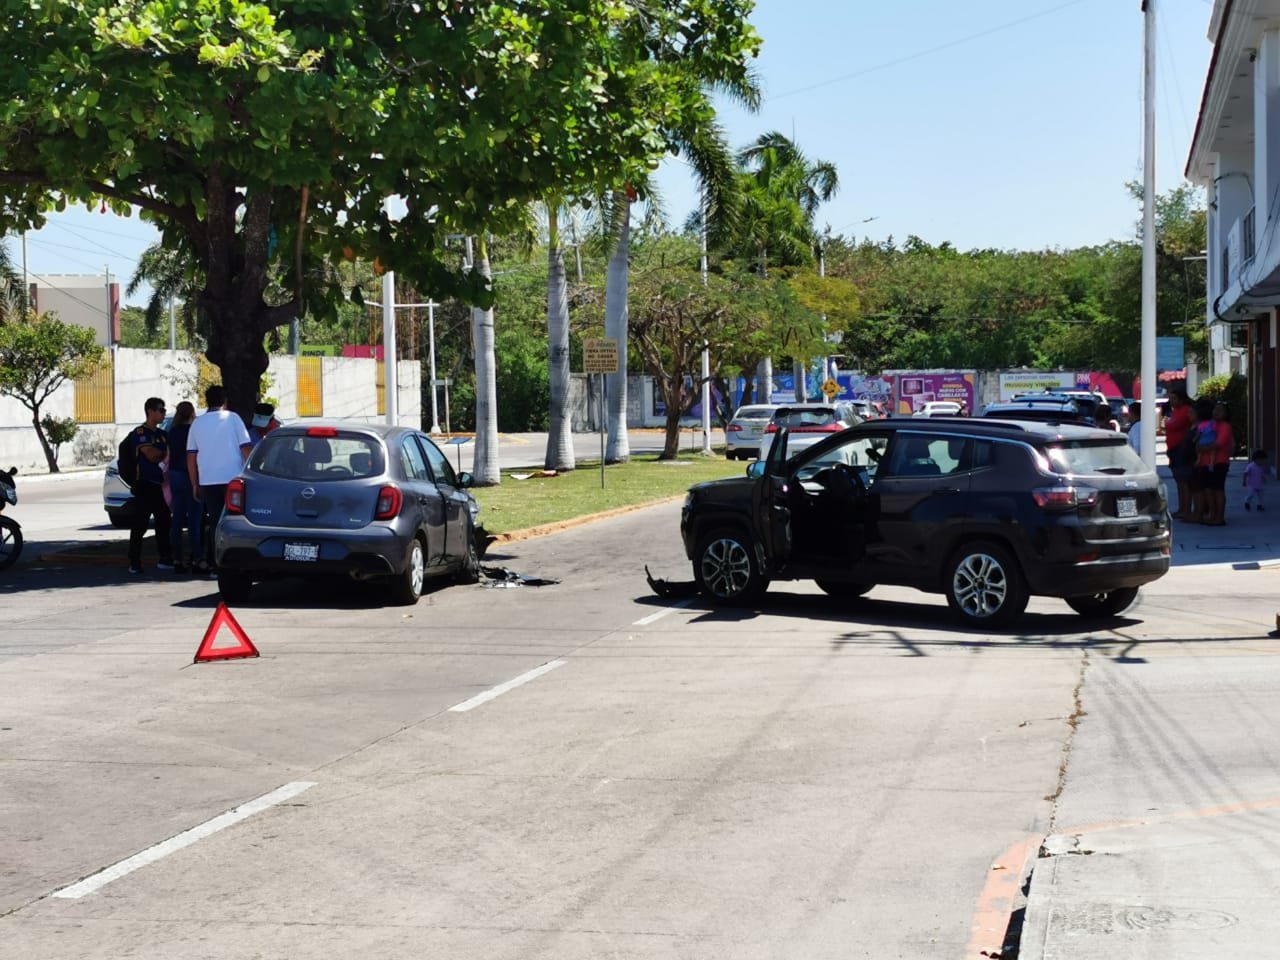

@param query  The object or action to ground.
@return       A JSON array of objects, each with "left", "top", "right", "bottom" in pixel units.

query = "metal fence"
[{"left": 73, "top": 356, "right": 115, "bottom": 424}]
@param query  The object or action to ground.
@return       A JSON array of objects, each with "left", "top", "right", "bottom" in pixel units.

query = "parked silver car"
[
  {"left": 103, "top": 416, "right": 173, "bottom": 527},
  {"left": 724, "top": 403, "right": 780, "bottom": 460},
  {"left": 214, "top": 422, "right": 480, "bottom": 605}
]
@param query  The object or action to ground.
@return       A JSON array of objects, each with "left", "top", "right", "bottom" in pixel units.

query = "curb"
[{"left": 488, "top": 495, "right": 684, "bottom": 544}]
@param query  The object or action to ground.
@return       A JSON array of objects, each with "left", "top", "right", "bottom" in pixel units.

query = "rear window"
[
  {"left": 773, "top": 408, "right": 836, "bottom": 428},
  {"left": 251, "top": 433, "right": 385, "bottom": 480},
  {"left": 734, "top": 406, "right": 776, "bottom": 419},
  {"left": 1042, "top": 439, "right": 1145, "bottom": 476}
]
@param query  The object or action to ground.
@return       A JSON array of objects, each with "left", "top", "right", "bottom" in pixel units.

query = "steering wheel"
[{"left": 323, "top": 465, "right": 352, "bottom": 477}]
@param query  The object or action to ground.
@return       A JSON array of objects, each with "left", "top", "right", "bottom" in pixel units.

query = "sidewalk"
[
  {"left": 1159, "top": 459, "right": 1280, "bottom": 568},
  {"left": 1019, "top": 456, "right": 1280, "bottom": 959}
]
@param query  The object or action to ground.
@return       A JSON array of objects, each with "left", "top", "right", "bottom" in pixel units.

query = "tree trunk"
[
  {"left": 604, "top": 196, "right": 631, "bottom": 463},
  {"left": 793, "top": 360, "right": 807, "bottom": 402},
  {"left": 31, "top": 410, "right": 57, "bottom": 473},
  {"left": 662, "top": 404, "right": 684, "bottom": 459},
  {"left": 739, "top": 374, "right": 754, "bottom": 407},
  {"left": 756, "top": 356, "right": 773, "bottom": 405},
  {"left": 470, "top": 239, "right": 500, "bottom": 486},
  {"left": 203, "top": 296, "right": 271, "bottom": 420},
  {"left": 544, "top": 210, "right": 575, "bottom": 471}
]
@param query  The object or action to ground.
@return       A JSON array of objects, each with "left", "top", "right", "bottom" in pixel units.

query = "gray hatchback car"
[{"left": 214, "top": 422, "right": 480, "bottom": 605}]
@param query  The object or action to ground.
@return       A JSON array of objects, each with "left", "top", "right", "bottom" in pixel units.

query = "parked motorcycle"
[{"left": 0, "top": 466, "right": 21, "bottom": 570}]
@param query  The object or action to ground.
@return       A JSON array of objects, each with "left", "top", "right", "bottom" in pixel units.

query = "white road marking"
[
  {"left": 50, "top": 781, "right": 317, "bottom": 899},
  {"left": 633, "top": 598, "right": 696, "bottom": 626},
  {"left": 448, "top": 660, "right": 566, "bottom": 713}
]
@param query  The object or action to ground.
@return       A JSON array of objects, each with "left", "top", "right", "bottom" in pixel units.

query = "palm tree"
[
  {"left": 469, "top": 235, "right": 501, "bottom": 485},
  {"left": 601, "top": 72, "right": 760, "bottom": 462},
  {"left": 126, "top": 244, "right": 203, "bottom": 347},
  {"left": 0, "top": 237, "right": 20, "bottom": 314},
  {"left": 731, "top": 133, "right": 839, "bottom": 403},
  {"left": 544, "top": 203, "right": 575, "bottom": 471}
]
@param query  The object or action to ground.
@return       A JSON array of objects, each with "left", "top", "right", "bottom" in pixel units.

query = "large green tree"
[{"left": 0, "top": 0, "right": 760, "bottom": 420}]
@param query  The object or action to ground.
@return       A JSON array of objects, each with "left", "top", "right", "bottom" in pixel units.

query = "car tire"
[
  {"left": 456, "top": 522, "right": 481, "bottom": 584},
  {"left": 392, "top": 536, "right": 426, "bottom": 605},
  {"left": 944, "top": 541, "right": 1028, "bottom": 628},
  {"left": 815, "top": 579, "right": 872, "bottom": 599},
  {"left": 217, "top": 571, "right": 252, "bottom": 605},
  {"left": 0, "top": 516, "right": 23, "bottom": 571},
  {"left": 1065, "top": 587, "right": 1139, "bottom": 618},
  {"left": 694, "top": 527, "right": 766, "bottom": 604}
]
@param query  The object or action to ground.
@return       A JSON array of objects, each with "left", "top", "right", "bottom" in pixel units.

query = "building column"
[{"left": 1255, "top": 30, "right": 1280, "bottom": 241}]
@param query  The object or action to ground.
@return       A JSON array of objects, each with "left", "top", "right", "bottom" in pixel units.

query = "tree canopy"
[{"left": 0, "top": 0, "right": 760, "bottom": 412}]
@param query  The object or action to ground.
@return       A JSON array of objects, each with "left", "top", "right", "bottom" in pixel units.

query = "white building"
[
  {"left": 1187, "top": 0, "right": 1280, "bottom": 454},
  {"left": 28, "top": 274, "right": 120, "bottom": 347}
]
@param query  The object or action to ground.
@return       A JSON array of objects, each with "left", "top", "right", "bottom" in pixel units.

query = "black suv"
[{"left": 681, "top": 418, "right": 1171, "bottom": 627}]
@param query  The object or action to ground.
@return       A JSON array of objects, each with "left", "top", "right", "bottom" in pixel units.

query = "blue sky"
[{"left": 7, "top": 0, "right": 1216, "bottom": 306}]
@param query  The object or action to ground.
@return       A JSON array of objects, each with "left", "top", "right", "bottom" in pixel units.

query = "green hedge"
[{"left": 1195, "top": 373, "right": 1248, "bottom": 455}]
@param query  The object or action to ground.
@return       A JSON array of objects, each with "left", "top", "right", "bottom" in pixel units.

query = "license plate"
[
  {"left": 1116, "top": 497, "right": 1137, "bottom": 518},
  {"left": 283, "top": 542, "right": 320, "bottom": 562}
]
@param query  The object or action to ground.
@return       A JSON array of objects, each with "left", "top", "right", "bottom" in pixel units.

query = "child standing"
[{"left": 1244, "top": 450, "right": 1268, "bottom": 512}]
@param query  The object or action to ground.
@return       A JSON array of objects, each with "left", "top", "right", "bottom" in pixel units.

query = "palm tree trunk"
[
  {"left": 470, "top": 237, "right": 500, "bottom": 485},
  {"left": 544, "top": 209, "right": 575, "bottom": 471},
  {"left": 793, "top": 361, "right": 807, "bottom": 401},
  {"left": 756, "top": 356, "right": 773, "bottom": 405},
  {"left": 604, "top": 196, "right": 631, "bottom": 463}
]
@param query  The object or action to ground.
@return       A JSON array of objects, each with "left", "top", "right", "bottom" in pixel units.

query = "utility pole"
[
  {"left": 1140, "top": 0, "right": 1158, "bottom": 470},
  {"left": 700, "top": 198, "right": 712, "bottom": 455},
  {"left": 20, "top": 232, "right": 27, "bottom": 310},
  {"left": 105, "top": 265, "right": 113, "bottom": 346},
  {"left": 168, "top": 296, "right": 176, "bottom": 351}
]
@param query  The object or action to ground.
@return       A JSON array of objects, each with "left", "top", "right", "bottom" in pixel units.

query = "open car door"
[{"left": 751, "top": 427, "right": 793, "bottom": 571}]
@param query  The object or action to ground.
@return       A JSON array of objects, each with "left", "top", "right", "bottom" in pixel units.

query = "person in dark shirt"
[
  {"left": 166, "top": 400, "right": 202, "bottom": 574},
  {"left": 127, "top": 397, "right": 174, "bottom": 574}
]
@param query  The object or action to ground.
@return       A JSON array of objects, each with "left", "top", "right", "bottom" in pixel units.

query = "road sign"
[
  {"left": 822, "top": 378, "right": 840, "bottom": 399},
  {"left": 583, "top": 337, "right": 620, "bottom": 374}
]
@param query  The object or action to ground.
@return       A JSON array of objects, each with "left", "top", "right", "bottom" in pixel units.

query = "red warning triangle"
[{"left": 194, "top": 603, "right": 260, "bottom": 663}]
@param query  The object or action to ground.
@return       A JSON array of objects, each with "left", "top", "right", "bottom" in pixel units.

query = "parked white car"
[
  {"left": 724, "top": 404, "right": 780, "bottom": 460},
  {"left": 912, "top": 401, "right": 963, "bottom": 417}
]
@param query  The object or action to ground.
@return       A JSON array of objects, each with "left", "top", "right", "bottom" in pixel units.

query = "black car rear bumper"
[{"left": 1025, "top": 550, "right": 1170, "bottom": 596}]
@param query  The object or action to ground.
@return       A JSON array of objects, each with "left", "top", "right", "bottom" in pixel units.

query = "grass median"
[{"left": 471, "top": 451, "right": 745, "bottom": 535}]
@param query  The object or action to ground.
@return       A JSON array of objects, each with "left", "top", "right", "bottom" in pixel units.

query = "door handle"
[{"left": 932, "top": 487, "right": 962, "bottom": 496}]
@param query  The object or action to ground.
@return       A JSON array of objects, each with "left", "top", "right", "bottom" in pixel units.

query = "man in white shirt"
[{"left": 186, "top": 384, "right": 252, "bottom": 573}]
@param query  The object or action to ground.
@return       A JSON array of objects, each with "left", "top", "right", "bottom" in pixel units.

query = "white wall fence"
[{"left": 0, "top": 347, "right": 421, "bottom": 472}]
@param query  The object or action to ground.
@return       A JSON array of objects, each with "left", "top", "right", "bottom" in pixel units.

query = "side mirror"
[
  {"left": 457, "top": 471, "right": 474, "bottom": 488},
  {"left": 746, "top": 460, "right": 766, "bottom": 479}
]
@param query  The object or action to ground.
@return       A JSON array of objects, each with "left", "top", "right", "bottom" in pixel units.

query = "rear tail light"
[
  {"left": 792, "top": 423, "right": 843, "bottom": 433},
  {"left": 374, "top": 484, "right": 403, "bottom": 520},
  {"left": 226, "top": 478, "right": 246, "bottom": 515},
  {"left": 1032, "top": 485, "right": 1099, "bottom": 510},
  {"left": 726, "top": 424, "right": 743, "bottom": 432},
  {"left": 765, "top": 423, "right": 778, "bottom": 433}
]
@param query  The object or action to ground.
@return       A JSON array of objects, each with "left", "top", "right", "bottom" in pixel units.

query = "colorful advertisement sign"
[
  {"left": 998, "top": 371, "right": 1077, "bottom": 401},
  {"left": 888, "top": 371, "right": 976, "bottom": 415}
]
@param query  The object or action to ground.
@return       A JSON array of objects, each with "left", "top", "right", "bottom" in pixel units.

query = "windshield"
[
  {"left": 251, "top": 432, "right": 385, "bottom": 480},
  {"left": 1042, "top": 438, "right": 1145, "bottom": 476},
  {"left": 773, "top": 408, "right": 837, "bottom": 428}
]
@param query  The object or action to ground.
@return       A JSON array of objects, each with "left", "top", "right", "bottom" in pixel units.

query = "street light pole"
[
  {"left": 382, "top": 269, "right": 398, "bottom": 426},
  {"left": 700, "top": 198, "right": 712, "bottom": 455},
  {"left": 1140, "top": 0, "right": 1158, "bottom": 470},
  {"left": 427, "top": 300, "right": 441, "bottom": 434}
]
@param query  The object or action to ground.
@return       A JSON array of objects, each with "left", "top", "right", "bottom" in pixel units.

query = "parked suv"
[{"left": 680, "top": 418, "right": 1170, "bottom": 627}]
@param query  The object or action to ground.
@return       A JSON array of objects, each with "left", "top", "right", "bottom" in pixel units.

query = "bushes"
[
  {"left": 40, "top": 414, "right": 79, "bottom": 466},
  {"left": 1195, "top": 373, "right": 1248, "bottom": 454}
]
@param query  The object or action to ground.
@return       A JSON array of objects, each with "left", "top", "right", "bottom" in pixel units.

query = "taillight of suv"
[{"left": 1032, "top": 485, "right": 1099, "bottom": 510}]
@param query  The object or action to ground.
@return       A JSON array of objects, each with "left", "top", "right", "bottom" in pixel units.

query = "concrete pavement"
[{"left": 1017, "top": 459, "right": 1280, "bottom": 959}]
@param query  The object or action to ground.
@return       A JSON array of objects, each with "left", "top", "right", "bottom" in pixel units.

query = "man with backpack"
[{"left": 121, "top": 397, "right": 174, "bottom": 574}]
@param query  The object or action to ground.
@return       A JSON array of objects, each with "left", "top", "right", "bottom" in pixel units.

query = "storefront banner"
[
  {"left": 891, "top": 371, "right": 976, "bottom": 414},
  {"left": 998, "top": 371, "right": 1077, "bottom": 401}
]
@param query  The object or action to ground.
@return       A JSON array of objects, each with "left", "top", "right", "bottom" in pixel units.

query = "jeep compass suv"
[{"left": 680, "top": 417, "right": 1171, "bottom": 627}]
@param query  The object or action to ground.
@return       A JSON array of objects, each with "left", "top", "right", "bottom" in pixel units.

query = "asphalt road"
[{"left": 2, "top": 474, "right": 1278, "bottom": 958}]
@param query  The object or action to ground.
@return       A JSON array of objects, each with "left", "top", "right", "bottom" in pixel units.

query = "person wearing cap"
[{"left": 248, "top": 402, "right": 280, "bottom": 446}]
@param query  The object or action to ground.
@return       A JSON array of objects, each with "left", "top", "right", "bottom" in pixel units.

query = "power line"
[{"left": 771, "top": 0, "right": 1096, "bottom": 100}]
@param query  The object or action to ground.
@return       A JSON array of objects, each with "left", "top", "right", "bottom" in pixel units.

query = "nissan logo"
[{"left": 300, "top": 486, "right": 316, "bottom": 500}]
